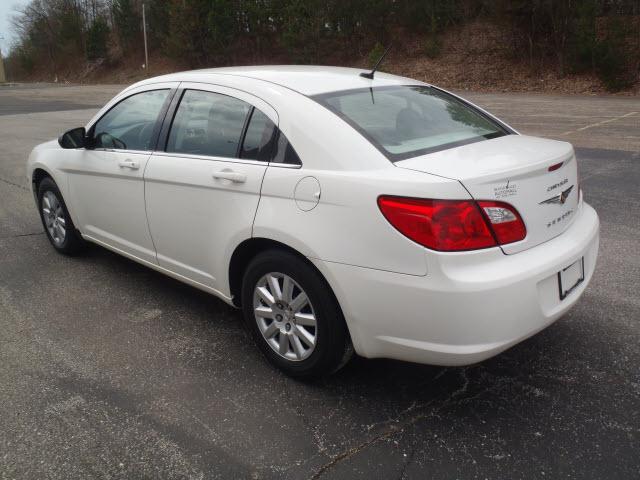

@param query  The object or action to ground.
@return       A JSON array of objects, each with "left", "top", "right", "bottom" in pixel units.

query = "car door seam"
[
  {"left": 142, "top": 152, "right": 159, "bottom": 263},
  {"left": 251, "top": 163, "right": 270, "bottom": 239},
  {"left": 143, "top": 83, "right": 183, "bottom": 264}
]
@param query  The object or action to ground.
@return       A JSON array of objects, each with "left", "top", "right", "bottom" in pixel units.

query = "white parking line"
[{"left": 561, "top": 111, "right": 637, "bottom": 136}]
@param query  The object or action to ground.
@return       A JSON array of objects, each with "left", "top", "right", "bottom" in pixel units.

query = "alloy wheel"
[
  {"left": 253, "top": 272, "right": 318, "bottom": 361},
  {"left": 42, "top": 190, "right": 66, "bottom": 246}
]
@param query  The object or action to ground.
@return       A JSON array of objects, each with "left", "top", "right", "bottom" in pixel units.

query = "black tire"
[
  {"left": 37, "top": 177, "right": 85, "bottom": 254},
  {"left": 241, "top": 249, "right": 353, "bottom": 378}
]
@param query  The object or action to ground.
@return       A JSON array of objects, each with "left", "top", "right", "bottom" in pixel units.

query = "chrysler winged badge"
[{"left": 540, "top": 185, "right": 574, "bottom": 205}]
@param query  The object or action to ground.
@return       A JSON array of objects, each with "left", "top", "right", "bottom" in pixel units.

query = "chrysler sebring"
[{"left": 27, "top": 66, "right": 599, "bottom": 377}]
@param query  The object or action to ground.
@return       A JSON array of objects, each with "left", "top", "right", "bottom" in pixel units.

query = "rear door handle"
[
  {"left": 212, "top": 170, "right": 247, "bottom": 183},
  {"left": 118, "top": 159, "right": 140, "bottom": 170}
]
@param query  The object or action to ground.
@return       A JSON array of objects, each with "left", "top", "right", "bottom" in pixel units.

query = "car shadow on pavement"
[{"left": 74, "top": 240, "right": 577, "bottom": 406}]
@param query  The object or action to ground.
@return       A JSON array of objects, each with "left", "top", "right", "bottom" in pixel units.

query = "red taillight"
[
  {"left": 477, "top": 200, "right": 527, "bottom": 245},
  {"left": 377, "top": 196, "right": 497, "bottom": 251},
  {"left": 378, "top": 196, "right": 526, "bottom": 252}
]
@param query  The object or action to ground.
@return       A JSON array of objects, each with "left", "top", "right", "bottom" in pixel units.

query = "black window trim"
[
  {"left": 87, "top": 86, "right": 177, "bottom": 153},
  {"left": 157, "top": 88, "right": 185, "bottom": 152},
  {"left": 311, "top": 84, "right": 515, "bottom": 162},
  {"left": 237, "top": 106, "right": 255, "bottom": 159}
]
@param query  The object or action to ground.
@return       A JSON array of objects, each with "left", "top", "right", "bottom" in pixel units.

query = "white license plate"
[{"left": 558, "top": 257, "right": 585, "bottom": 300}]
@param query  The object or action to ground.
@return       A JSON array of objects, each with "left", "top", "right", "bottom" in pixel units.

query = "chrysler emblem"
[{"left": 540, "top": 185, "right": 574, "bottom": 205}]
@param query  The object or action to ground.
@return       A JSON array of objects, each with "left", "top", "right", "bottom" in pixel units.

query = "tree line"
[{"left": 4, "top": 0, "right": 639, "bottom": 91}]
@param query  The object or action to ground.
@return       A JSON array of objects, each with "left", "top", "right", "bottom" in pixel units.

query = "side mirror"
[{"left": 58, "top": 127, "right": 87, "bottom": 149}]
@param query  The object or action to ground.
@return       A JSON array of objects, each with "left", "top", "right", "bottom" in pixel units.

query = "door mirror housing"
[{"left": 58, "top": 127, "right": 87, "bottom": 149}]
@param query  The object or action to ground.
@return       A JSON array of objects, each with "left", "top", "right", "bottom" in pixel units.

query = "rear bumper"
[{"left": 311, "top": 202, "right": 599, "bottom": 366}]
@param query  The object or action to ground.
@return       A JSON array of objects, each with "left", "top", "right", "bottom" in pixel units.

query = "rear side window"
[
  {"left": 93, "top": 89, "right": 169, "bottom": 151},
  {"left": 272, "top": 131, "right": 302, "bottom": 165},
  {"left": 240, "top": 109, "right": 276, "bottom": 162},
  {"left": 314, "top": 86, "right": 509, "bottom": 161},
  {"left": 167, "top": 90, "right": 251, "bottom": 158}
]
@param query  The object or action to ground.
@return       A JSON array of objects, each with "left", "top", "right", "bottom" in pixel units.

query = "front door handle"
[
  {"left": 212, "top": 170, "right": 246, "bottom": 183},
  {"left": 118, "top": 159, "right": 140, "bottom": 170}
]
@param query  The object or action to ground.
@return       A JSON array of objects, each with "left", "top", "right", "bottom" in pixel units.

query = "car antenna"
[{"left": 360, "top": 43, "right": 392, "bottom": 80}]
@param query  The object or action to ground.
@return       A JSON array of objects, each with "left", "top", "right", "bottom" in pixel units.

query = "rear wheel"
[
  {"left": 37, "top": 177, "right": 85, "bottom": 254},
  {"left": 241, "top": 249, "right": 352, "bottom": 378}
]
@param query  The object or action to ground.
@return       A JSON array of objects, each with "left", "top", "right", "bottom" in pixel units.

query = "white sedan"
[{"left": 27, "top": 66, "right": 599, "bottom": 377}]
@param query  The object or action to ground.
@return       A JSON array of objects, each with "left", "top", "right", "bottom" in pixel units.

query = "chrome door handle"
[
  {"left": 118, "top": 159, "right": 139, "bottom": 170},
  {"left": 212, "top": 170, "right": 247, "bottom": 183}
]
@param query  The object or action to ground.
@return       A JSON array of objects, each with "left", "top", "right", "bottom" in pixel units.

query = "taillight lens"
[
  {"left": 378, "top": 196, "right": 526, "bottom": 252},
  {"left": 477, "top": 200, "right": 526, "bottom": 245},
  {"left": 377, "top": 196, "right": 496, "bottom": 251}
]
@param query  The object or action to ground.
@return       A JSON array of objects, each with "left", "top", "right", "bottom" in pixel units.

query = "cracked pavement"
[{"left": 0, "top": 84, "right": 638, "bottom": 479}]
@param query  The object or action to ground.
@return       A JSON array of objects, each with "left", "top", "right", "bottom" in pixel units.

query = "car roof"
[{"left": 141, "top": 65, "right": 427, "bottom": 96}]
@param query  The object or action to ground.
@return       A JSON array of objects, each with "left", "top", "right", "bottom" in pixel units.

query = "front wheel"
[
  {"left": 241, "top": 249, "right": 353, "bottom": 378},
  {"left": 37, "top": 177, "right": 85, "bottom": 254}
]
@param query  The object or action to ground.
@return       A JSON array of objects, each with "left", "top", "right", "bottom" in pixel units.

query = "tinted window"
[
  {"left": 271, "top": 131, "right": 302, "bottom": 165},
  {"left": 315, "top": 86, "right": 508, "bottom": 161},
  {"left": 93, "top": 89, "right": 169, "bottom": 151},
  {"left": 167, "top": 90, "right": 251, "bottom": 158},
  {"left": 240, "top": 109, "right": 276, "bottom": 162}
]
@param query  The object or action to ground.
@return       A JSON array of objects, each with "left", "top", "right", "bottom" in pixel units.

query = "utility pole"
[
  {"left": 142, "top": 3, "right": 149, "bottom": 75},
  {"left": 0, "top": 36, "right": 6, "bottom": 84}
]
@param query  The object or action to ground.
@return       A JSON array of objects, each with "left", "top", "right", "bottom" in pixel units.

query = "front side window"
[
  {"left": 314, "top": 86, "right": 509, "bottom": 161},
  {"left": 167, "top": 90, "right": 251, "bottom": 158},
  {"left": 93, "top": 89, "right": 169, "bottom": 151}
]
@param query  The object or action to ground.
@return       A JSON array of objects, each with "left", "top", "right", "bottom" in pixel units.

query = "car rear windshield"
[{"left": 314, "top": 85, "right": 510, "bottom": 161}]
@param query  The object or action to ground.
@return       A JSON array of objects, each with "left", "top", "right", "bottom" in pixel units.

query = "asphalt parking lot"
[{"left": 0, "top": 83, "right": 638, "bottom": 479}]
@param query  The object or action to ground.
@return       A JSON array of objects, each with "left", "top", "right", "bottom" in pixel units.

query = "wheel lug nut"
[{"left": 276, "top": 314, "right": 283, "bottom": 321}]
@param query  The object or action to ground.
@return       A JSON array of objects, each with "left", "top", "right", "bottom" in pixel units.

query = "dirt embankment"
[
  {"left": 389, "top": 21, "right": 639, "bottom": 95},
  {"left": 17, "top": 20, "right": 639, "bottom": 96}
]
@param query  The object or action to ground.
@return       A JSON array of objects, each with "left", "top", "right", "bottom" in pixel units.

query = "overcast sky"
[{"left": 0, "top": 0, "right": 30, "bottom": 54}]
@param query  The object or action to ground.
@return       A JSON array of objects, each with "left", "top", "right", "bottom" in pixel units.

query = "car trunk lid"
[{"left": 395, "top": 135, "right": 580, "bottom": 254}]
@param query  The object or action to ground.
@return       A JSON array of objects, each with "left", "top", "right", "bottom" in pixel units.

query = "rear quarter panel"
[
  {"left": 255, "top": 165, "right": 471, "bottom": 276},
  {"left": 252, "top": 89, "right": 476, "bottom": 276}
]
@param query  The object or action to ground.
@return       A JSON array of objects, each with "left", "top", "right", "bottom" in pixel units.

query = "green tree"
[
  {"left": 86, "top": 16, "right": 110, "bottom": 60},
  {"left": 281, "top": 0, "right": 329, "bottom": 63},
  {"left": 166, "top": 0, "right": 212, "bottom": 66},
  {"left": 207, "top": 0, "right": 236, "bottom": 51},
  {"left": 112, "top": 0, "right": 140, "bottom": 52},
  {"left": 567, "top": 0, "right": 598, "bottom": 73},
  {"left": 593, "top": 17, "right": 636, "bottom": 91},
  {"left": 146, "top": 0, "right": 171, "bottom": 49},
  {"left": 240, "top": 0, "right": 277, "bottom": 60},
  {"left": 367, "top": 41, "right": 385, "bottom": 68}
]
